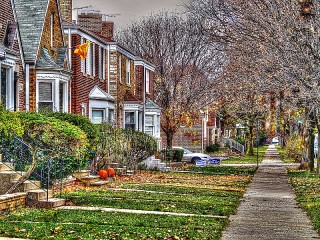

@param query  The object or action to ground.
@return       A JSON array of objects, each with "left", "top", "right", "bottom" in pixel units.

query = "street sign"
[{"left": 208, "top": 158, "right": 221, "bottom": 166}]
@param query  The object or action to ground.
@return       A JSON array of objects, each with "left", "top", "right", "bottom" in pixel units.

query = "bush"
[
  {"left": 44, "top": 112, "right": 98, "bottom": 149},
  {"left": 206, "top": 143, "right": 220, "bottom": 153},
  {"left": 284, "top": 135, "right": 305, "bottom": 162},
  {"left": 0, "top": 111, "right": 89, "bottom": 187},
  {"left": 96, "top": 123, "right": 157, "bottom": 168}
]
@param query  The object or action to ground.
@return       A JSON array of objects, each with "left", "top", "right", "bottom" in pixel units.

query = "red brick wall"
[
  {"left": 70, "top": 34, "right": 108, "bottom": 116},
  {"left": 101, "top": 21, "right": 113, "bottom": 41}
]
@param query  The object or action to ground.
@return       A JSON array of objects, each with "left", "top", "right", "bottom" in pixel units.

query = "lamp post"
[{"left": 200, "top": 110, "right": 204, "bottom": 153}]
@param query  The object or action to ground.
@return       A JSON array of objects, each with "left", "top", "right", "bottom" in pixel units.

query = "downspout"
[
  {"left": 68, "top": 29, "right": 72, "bottom": 113},
  {"left": 25, "top": 64, "right": 30, "bottom": 112},
  {"left": 143, "top": 64, "right": 146, "bottom": 134},
  {"left": 107, "top": 45, "right": 110, "bottom": 94}
]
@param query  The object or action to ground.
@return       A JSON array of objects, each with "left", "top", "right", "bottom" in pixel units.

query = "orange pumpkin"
[
  {"left": 107, "top": 168, "right": 115, "bottom": 177},
  {"left": 98, "top": 170, "right": 108, "bottom": 179}
]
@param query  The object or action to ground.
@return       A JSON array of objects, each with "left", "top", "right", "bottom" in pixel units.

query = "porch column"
[
  {"left": 8, "top": 67, "right": 14, "bottom": 110},
  {"left": 54, "top": 78, "right": 59, "bottom": 112},
  {"left": 135, "top": 111, "right": 139, "bottom": 131}
]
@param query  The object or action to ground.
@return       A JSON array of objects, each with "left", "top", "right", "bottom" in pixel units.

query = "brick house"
[
  {"left": 13, "top": 0, "right": 72, "bottom": 112},
  {"left": 62, "top": 9, "right": 161, "bottom": 143},
  {"left": 0, "top": 0, "right": 24, "bottom": 111}
]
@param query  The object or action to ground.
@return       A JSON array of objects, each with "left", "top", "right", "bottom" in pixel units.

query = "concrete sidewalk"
[{"left": 221, "top": 145, "right": 320, "bottom": 240}]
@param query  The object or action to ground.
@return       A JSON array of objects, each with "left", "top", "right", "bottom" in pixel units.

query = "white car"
[{"left": 172, "top": 147, "right": 210, "bottom": 164}]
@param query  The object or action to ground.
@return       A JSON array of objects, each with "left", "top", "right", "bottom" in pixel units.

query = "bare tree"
[
  {"left": 185, "top": 0, "right": 320, "bottom": 169},
  {"left": 116, "top": 12, "right": 225, "bottom": 147}
]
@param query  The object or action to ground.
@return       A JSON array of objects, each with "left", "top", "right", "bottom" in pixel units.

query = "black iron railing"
[{"left": 1, "top": 137, "right": 66, "bottom": 198}]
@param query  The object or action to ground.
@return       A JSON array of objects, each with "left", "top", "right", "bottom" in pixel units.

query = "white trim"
[
  {"left": 50, "top": 14, "right": 54, "bottom": 47},
  {"left": 107, "top": 45, "right": 110, "bottom": 94},
  {"left": 68, "top": 28, "right": 72, "bottom": 68},
  {"left": 25, "top": 64, "right": 30, "bottom": 111},
  {"left": 134, "top": 60, "right": 155, "bottom": 72},
  {"left": 54, "top": 78, "right": 59, "bottom": 112},
  {"left": 80, "top": 37, "right": 84, "bottom": 73},
  {"left": 92, "top": 43, "right": 96, "bottom": 77}
]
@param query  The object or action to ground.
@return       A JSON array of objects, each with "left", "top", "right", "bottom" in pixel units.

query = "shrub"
[
  {"left": 96, "top": 123, "right": 157, "bottom": 169},
  {"left": 0, "top": 111, "right": 89, "bottom": 192},
  {"left": 206, "top": 143, "right": 220, "bottom": 153},
  {"left": 44, "top": 112, "right": 98, "bottom": 149},
  {"left": 284, "top": 135, "right": 305, "bottom": 162}
]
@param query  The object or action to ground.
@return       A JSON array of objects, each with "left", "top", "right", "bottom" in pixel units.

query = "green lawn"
[
  {"left": 222, "top": 145, "right": 269, "bottom": 164},
  {"left": 288, "top": 168, "right": 320, "bottom": 232},
  {"left": 275, "top": 145, "right": 296, "bottom": 163},
  {"left": 0, "top": 168, "right": 256, "bottom": 239},
  {"left": 0, "top": 209, "right": 227, "bottom": 239}
]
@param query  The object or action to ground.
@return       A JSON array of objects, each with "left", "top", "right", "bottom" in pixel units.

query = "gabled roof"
[
  {"left": 13, "top": 0, "right": 48, "bottom": 62},
  {"left": 124, "top": 90, "right": 141, "bottom": 102},
  {"left": 145, "top": 98, "right": 160, "bottom": 110},
  {"left": 89, "top": 85, "right": 114, "bottom": 101}
]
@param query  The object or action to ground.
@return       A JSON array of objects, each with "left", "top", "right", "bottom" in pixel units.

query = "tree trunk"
[
  {"left": 317, "top": 123, "right": 320, "bottom": 175},
  {"left": 248, "top": 125, "right": 254, "bottom": 156},
  {"left": 307, "top": 111, "right": 316, "bottom": 171},
  {"left": 166, "top": 131, "right": 174, "bottom": 149},
  {"left": 6, "top": 150, "right": 38, "bottom": 194}
]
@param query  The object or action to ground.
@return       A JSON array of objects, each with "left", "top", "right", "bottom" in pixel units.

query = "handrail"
[
  {"left": 219, "top": 137, "right": 245, "bottom": 154},
  {"left": 1, "top": 137, "right": 65, "bottom": 197}
]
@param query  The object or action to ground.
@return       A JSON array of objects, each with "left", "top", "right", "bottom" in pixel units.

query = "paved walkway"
[{"left": 221, "top": 145, "right": 320, "bottom": 240}]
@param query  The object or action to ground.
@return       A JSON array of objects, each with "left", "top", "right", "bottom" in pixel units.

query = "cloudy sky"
[{"left": 73, "top": 0, "right": 185, "bottom": 30}]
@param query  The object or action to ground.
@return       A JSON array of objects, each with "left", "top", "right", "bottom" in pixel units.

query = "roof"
[
  {"left": 124, "top": 90, "right": 141, "bottom": 102},
  {"left": 36, "top": 47, "right": 59, "bottom": 68},
  {"left": 145, "top": 98, "right": 160, "bottom": 110},
  {"left": 13, "top": 0, "right": 48, "bottom": 62},
  {"left": 89, "top": 85, "right": 114, "bottom": 101}
]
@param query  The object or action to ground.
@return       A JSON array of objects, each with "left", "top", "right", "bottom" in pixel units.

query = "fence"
[{"left": 219, "top": 137, "right": 245, "bottom": 154}]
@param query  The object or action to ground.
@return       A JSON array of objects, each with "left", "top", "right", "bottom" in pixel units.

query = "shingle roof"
[
  {"left": 36, "top": 47, "right": 60, "bottom": 68},
  {"left": 56, "top": 46, "right": 66, "bottom": 67},
  {"left": 13, "top": 0, "right": 48, "bottom": 62}
]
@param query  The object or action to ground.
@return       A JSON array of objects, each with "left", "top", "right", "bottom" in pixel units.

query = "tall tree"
[{"left": 116, "top": 12, "right": 225, "bottom": 147}]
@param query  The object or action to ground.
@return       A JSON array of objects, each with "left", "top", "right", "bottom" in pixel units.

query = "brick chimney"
[
  {"left": 101, "top": 21, "right": 114, "bottom": 41},
  {"left": 78, "top": 12, "right": 102, "bottom": 33},
  {"left": 59, "top": 0, "right": 72, "bottom": 22}
]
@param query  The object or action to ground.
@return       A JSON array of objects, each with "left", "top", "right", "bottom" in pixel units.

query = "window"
[
  {"left": 146, "top": 69, "right": 150, "bottom": 93},
  {"left": 99, "top": 47, "right": 105, "bottom": 80},
  {"left": 145, "top": 115, "right": 154, "bottom": 136},
  {"left": 119, "top": 56, "right": 122, "bottom": 82},
  {"left": 108, "top": 109, "right": 114, "bottom": 124},
  {"left": 0, "top": 67, "right": 7, "bottom": 106},
  {"left": 92, "top": 109, "right": 104, "bottom": 124},
  {"left": 50, "top": 14, "right": 54, "bottom": 47},
  {"left": 4, "top": 21, "right": 17, "bottom": 49},
  {"left": 81, "top": 103, "right": 86, "bottom": 116},
  {"left": 86, "top": 42, "right": 94, "bottom": 76},
  {"left": 125, "top": 112, "right": 135, "bottom": 129},
  {"left": 38, "top": 82, "right": 53, "bottom": 112},
  {"left": 126, "top": 58, "right": 130, "bottom": 85}
]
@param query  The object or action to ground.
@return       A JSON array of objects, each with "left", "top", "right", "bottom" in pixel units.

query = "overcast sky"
[{"left": 73, "top": 0, "right": 185, "bottom": 30}]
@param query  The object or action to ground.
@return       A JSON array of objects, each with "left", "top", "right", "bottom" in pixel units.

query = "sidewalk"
[{"left": 221, "top": 145, "right": 320, "bottom": 240}]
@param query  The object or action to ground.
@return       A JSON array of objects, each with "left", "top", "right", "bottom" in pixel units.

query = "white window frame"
[
  {"left": 99, "top": 46, "right": 106, "bottom": 80},
  {"left": 119, "top": 55, "right": 122, "bottom": 82},
  {"left": 37, "top": 80, "right": 54, "bottom": 112},
  {"left": 125, "top": 111, "right": 135, "bottom": 129},
  {"left": 50, "top": 14, "right": 54, "bottom": 47},
  {"left": 126, "top": 58, "right": 130, "bottom": 85},
  {"left": 146, "top": 69, "right": 150, "bottom": 93},
  {"left": 145, "top": 114, "right": 155, "bottom": 136},
  {"left": 91, "top": 108, "right": 105, "bottom": 124}
]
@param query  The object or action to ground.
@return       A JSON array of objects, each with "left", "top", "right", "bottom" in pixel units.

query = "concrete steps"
[
  {"left": 26, "top": 189, "right": 65, "bottom": 208},
  {"left": 0, "top": 160, "right": 66, "bottom": 209},
  {"left": 73, "top": 170, "right": 115, "bottom": 187}
]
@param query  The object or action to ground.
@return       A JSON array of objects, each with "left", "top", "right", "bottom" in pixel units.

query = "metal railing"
[
  {"left": 1, "top": 137, "right": 65, "bottom": 199},
  {"left": 219, "top": 137, "right": 245, "bottom": 154}
]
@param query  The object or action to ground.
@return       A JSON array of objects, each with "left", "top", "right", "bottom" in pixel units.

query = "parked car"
[
  {"left": 271, "top": 137, "right": 279, "bottom": 144},
  {"left": 172, "top": 147, "right": 210, "bottom": 164}
]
